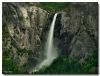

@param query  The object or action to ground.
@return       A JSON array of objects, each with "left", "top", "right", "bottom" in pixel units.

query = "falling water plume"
[{"left": 32, "top": 13, "right": 58, "bottom": 73}]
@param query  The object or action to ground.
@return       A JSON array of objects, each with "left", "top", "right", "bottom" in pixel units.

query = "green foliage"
[
  {"left": 2, "top": 48, "right": 28, "bottom": 74},
  {"left": 82, "top": 49, "right": 98, "bottom": 73},
  {"left": 3, "top": 57, "right": 19, "bottom": 74},
  {"left": 2, "top": 48, "right": 98, "bottom": 74},
  {"left": 35, "top": 49, "right": 98, "bottom": 74},
  {"left": 39, "top": 3, "right": 67, "bottom": 12},
  {"left": 35, "top": 55, "right": 84, "bottom": 74},
  {"left": 3, "top": 48, "right": 20, "bottom": 74}
]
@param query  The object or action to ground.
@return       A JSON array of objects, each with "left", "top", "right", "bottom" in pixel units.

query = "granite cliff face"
[
  {"left": 59, "top": 3, "right": 98, "bottom": 62},
  {"left": 2, "top": 2, "right": 50, "bottom": 72},
  {"left": 53, "top": 3, "right": 98, "bottom": 73},
  {"left": 58, "top": 3, "right": 98, "bottom": 73},
  {"left": 2, "top": 2, "right": 98, "bottom": 74}
]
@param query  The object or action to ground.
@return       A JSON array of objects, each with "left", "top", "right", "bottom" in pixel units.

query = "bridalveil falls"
[
  {"left": 3, "top": 3, "right": 98, "bottom": 74},
  {"left": 32, "top": 13, "right": 58, "bottom": 73}
]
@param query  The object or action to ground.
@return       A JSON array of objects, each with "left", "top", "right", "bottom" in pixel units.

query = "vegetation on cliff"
[
  {"left": 35, "top": 49, "right": 98, "bottom": 74},
  {"left": 39, "top": 3, "right": 67, "bottom": 12}
]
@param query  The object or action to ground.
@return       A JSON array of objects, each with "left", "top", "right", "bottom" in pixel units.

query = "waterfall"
[
  {"left": 45, "top": 13, "right": 58, "bottom": 62},
  {"left": 32, "top": 13, "right": 58, "bottom": 73}
]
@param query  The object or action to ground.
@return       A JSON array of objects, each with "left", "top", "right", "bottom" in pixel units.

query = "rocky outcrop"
[
  {"left": 59, "top": 3, "right": 98, "bottom": 63},
  {"left": 2, "top": 2, "right": 49, "bottom": 72}
]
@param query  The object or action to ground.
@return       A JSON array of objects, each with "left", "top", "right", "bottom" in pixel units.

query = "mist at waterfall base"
[{"left": 32, "top": 13, "right": 58, "bottom": 73}]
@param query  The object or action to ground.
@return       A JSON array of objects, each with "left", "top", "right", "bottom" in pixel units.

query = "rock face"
[
  {"left": 2, "top": 2, "right": 98, "bottom": 74},
  {"left": 2, "top": 2, "right": 49, "bottom": 72},
  {"left": 59, "top": 3, "right": 98, "bottom": 63}
]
